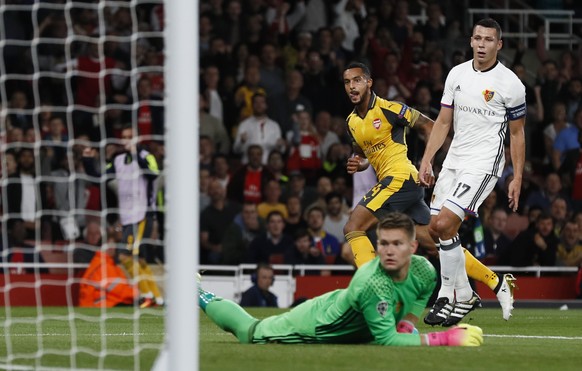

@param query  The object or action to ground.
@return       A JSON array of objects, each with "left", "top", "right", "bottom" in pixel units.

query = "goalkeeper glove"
[
  {"left": 396, "top": 320, "right": 419, "bottom": 334},
  {"left": 425, "top": 324, "right": 483, "bottom": 346}
]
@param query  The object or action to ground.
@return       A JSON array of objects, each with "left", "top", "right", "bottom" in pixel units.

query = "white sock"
[
  {"left": 437, "top": 236, "right": 463, "bottom": 302},
  {"left": 453, "top": 247, "right": 473, "bottom": 301}
]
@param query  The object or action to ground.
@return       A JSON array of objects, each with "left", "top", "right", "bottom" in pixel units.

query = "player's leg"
[
  {"left": 424, "top": 169, "right": 475, "bottom": 325},
  {"left": 344, "top": 205, "right": 378, "bottom": 268},
  {"left": 198, "top": 284, "right": 258, "bottom": 343}
]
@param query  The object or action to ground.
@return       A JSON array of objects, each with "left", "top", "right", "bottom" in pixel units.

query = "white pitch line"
[
  {"left": 485, "top": 334, "right": 582, "bottom": 340},
  {"left": 5, "top": 333, "right": 166, "bottom": 337}
]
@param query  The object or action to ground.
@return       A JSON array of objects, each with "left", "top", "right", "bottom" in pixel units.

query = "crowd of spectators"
[{"left": 1, "top": 1, "right": 582, "bottom": 278}]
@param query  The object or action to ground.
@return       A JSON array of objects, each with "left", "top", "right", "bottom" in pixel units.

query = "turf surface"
[{"left": 1, "top": 307, "right": 581, "bottom": 370}]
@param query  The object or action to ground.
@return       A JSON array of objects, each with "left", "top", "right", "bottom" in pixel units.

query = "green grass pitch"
[{"left": 1, "top": 306, "right": 581, "bottom": 370}]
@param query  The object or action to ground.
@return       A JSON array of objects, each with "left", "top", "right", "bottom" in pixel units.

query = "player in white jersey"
[{"left": 419, "top": 18, "right": 525, "bottom": 326}]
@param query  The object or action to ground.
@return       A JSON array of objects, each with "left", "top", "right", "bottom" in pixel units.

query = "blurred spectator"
[
  {"left": 257, "top": 179, "right": 288, "bottom": 220},
  {"left": 41, "top": 116, "right": 68, "bottom": 171},
  {"left": 376, "top": 52, "right": 411, "bottom": 101},
  {"left": 535, "top": 58, "right": 563, "bottom": 125},
  {"left": 201, "top": 178, "right": 241, "bottom": 264},
  {"left": 556, "top": 220, "right": 582, "bottom": 266},
  {"left": 6, "top": 90, "right": 32, "bottom": 131},
  {"left": 54, "top": 40, "right": 121, "bottom": 136},
  {"left": 212, "top": 154, "right": 232, "bottom": 189},
  {"left": 259, "top": 43, "right": 286, "bottom": 97},
  {"left": 421, "top": 2, "right": 446, "bottom": 45},
  {"left": 560, "top": 78, "right": 581, "bottom": 122},
  {"left": 246, "top": 211, "right": 294, "bottom": 263},
  {"left": 268, "top": 69, "right": 313, "bottom": 136},
  {"left": 314, "top": 110, "right": 340, "bottom": 158},
  {"left": 543, "top": 101, "right": 570, "bottom": 161},
  {"left": 508, "top": 213, "right": 558, "bottom": 267},
  {"left": 284, "top": 195, "right": 308, "bottom": 237},
  {"left": 483, "top": 208, "right": 512, "bottom": 265},
  {"left": 199, "top": 93, "right": 231, "bottom": 155},
  {"left": 524, "top": 172, "right": 565, "bottom": 213},
  {"left": 240, "top": 263, "right": 278, "bottom": 307},
  {"left": 73, "top": 220, "right": 102, "bottom": 264},
  {"left": 320, "top": 142, "right": 350, "bottom": 182},
  {"left": 286, "top": 110, "right": 321, "bottom": 184},
  {"left": 202, "top": 65, "right": 225, "bottom": 122},
  {"left": 233, "top": 93, "right": 284, "bottom": 164},
  {"left": 333, "top": 0, "right": 366, "bottom": 53},
  {"left": 202, "top": 36, "right": 235, "bottom": 77},
  {"left": 200, "top": 167, "right": 211, "bottom": 211},
  {"left": 284, "top": 228, "right": 325, "bottom": 268},
  {"left": 222, "top": 203, "right": 265, "bottom": 265},
  {"left": 550, "top": 197, "right": 569, "bottom": 236},
  {"left": 323, "top": 192, "right": 349, "bottom": 242},
  {"left": 234, "top": 65, "right": 266, "bottom": 122},
  {"left": 216, "top": 0, "right": 244, "bottom": 48},
  {"left": 199, "top": 13, "right": 214, "bottom": 59},
  {"left": 318, "top": 26, "right": 346, "bottom": 73},
  {"left": 265, "top": 0, "right": 306, "bottom": 38},
  {"left": 243, "top": 14, "right": 267, "bottom": 56},
  {"left": 266, "top": 149, "right": 289, "bottom": 186},
  {"left": 478, "top": 189, "right": 499, "bottom": 230},
  {"left": 301, "top": 50, "right": 337, "bottom": 115},
  {"left": 199, "top": 135, "right": 216, "bottom": 171},
  {"left": 298, "top": 0, "right": 328, "bottom": 33},
  {"left": 307, "top": 176, "right": 333, "bottom": 211},
  {"left": 227, "top": 145, "right": 275, "bottom": 204},
  {"left": 134, "top": 76, "right": 164, "bottom": 144},
  {"left": 306, "top": 206, "right": 341, "bottom": 258},
  {"left": 285, "top": 172, "right": 317, "bottom": 210},
  {"left": 6, "top": 148, "right": 49, "bottom": 240},
  {"left": 389, "top": 0, "right": 414, "bottom": 48},
  {"left": 552, "top": 104, "right": 581, "bottom": 171},
  {"left": 51, "top": 150, "right": 88, "bottom": 241},
  {"left": 281, "top": 31, "right": 313, "bottom": 72}
]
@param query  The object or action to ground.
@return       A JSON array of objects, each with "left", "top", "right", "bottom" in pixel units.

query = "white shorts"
[{"left": 430, "top": 168, "right": 498, "bottom": 220}]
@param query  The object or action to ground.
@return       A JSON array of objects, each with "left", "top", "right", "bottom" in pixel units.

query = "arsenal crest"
[
  {"left": 373, "top": 118, "right": 381, "bottom": 129},
  {"left": 482, "top": 89, "right": 495, "bottom": 102}
]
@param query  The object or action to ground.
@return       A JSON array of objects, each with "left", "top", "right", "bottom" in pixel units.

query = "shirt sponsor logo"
[
  {"left": 373, "top": 118, "right": 381, "bottom": 129},
  {"left": 376, "top": 301, "right": 388, "bottom": 317},
  {"left": 482, "top": 89, "right": 495, "bottom": 102},
  {"left": 456, "top": 104, "right": 496, "bottom": 116}
]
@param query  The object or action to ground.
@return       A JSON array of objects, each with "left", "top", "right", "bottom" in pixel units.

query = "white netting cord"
[{"left": 1, "top": 1, "right": 166, "bottom": 369}]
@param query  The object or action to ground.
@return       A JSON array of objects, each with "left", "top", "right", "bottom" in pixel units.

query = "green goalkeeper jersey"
[{"left": 252, "top": 255, "right": 436, "bottom": 345}]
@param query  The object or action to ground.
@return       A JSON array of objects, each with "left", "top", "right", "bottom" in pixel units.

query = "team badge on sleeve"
[
  {"left": 376, "top": 301, "right": 388, "bottom": 317},
  {"left": 482, "top": 89, "right": 495, "bottom": 102},
  {"left": 373, "top": 118, "right": 381, "bottom": 129}
]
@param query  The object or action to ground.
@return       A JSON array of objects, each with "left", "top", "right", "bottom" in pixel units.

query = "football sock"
[
  {"left": 463, "top": 248, "right": 499, "bottom": 291},
  {"left": 437, "top": 235, "right": 463, "bottom": 302},
  {"left": 205, "top": 299, "right": 259, "bottom": 343},
  {"left": 140, "top": 262, "right": 163, "bottom": 300},
  {"left": 346, "top": 231, "right": 375, "bottom": 268},
  {"left": 454, "top": 248, "right": 473, "bottom": 301}
]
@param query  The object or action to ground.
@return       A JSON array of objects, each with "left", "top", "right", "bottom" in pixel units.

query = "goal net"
[{"left": 0, "top": 1, "right": 198, "bottom": 369}]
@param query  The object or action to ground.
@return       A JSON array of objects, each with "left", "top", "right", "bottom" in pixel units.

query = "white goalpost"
[
  {"left": 0, "top": 0, "right": 198, "bottom": 369},
  {"left": 159, "top": 0, "right": 198, "bottom": 369}
]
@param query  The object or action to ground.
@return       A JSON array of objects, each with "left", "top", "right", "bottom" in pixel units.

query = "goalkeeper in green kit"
[{"left": 198, "top": 212, "right": 483, "bottom": 346}]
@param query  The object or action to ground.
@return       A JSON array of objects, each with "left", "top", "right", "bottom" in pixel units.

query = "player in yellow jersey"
[{"left": 342, "top": 62, "right": 516, "bottom": 323}]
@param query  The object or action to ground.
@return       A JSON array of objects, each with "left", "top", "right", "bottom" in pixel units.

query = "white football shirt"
[{"left": 440, "top": 60, "right": 526, "bottom": 176}]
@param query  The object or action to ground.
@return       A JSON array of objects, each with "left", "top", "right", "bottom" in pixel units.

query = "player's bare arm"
[
  {"left": 413, "top": 113, "right": 434, "bottom": 144},
  {"left": 507, "top": 116, "right": 526, "bottom": 212},
  {"left": 346, "top": 143, "right": 370, "bottom": 174},
  {"left": 418, "top": 107, "right": 453, "bottom": 187}
]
